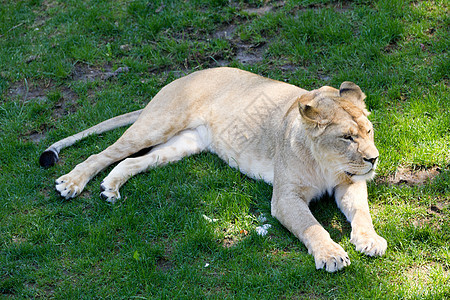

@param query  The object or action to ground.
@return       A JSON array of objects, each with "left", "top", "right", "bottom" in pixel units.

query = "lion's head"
[{"left": 298, "top": 82, "right": 379, "bottom": 182}]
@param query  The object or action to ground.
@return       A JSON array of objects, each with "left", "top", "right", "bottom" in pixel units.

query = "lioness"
[{"left": 40, "top": 67, "right": 387, "bottom": 272}]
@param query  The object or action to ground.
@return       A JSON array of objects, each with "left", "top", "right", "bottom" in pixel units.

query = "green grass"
[{"left": 1, "top": 0, "right": 449, "bottom": 298}]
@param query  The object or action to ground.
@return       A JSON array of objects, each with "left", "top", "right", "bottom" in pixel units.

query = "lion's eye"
[
  {"left": 367, "top": 129, "right": 372, "bottom": 134},
  {"left": 343, "top": 135, "right": 354, "bottom": 141}
]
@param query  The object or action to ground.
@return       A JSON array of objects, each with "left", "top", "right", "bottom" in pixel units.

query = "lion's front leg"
[
  {"left": 335, "top": 181, "right": 387, "bottom": 256},
  {"left": 271, "top": 185, "right": 350, "bottom": 272}
]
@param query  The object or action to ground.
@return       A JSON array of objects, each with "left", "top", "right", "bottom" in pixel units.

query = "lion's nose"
[{"left": 363, "top": 156, "right": 378, "bottom": 165}]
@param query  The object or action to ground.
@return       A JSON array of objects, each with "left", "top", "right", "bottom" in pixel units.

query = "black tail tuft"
[{"left": 39, "top": 149, "right": 59, "bottom": 168}]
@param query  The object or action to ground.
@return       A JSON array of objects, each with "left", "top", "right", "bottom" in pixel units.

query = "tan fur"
[{"left": 45, "top": 67, "right": 387, "bottom": 272}]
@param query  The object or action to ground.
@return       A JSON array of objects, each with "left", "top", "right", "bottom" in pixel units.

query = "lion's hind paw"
[
  {"left": 55, "top": 176, "right": 83, "bottom": 199},
  {"left": 100, "top": 181, "right": 121, "bottom": 203}
]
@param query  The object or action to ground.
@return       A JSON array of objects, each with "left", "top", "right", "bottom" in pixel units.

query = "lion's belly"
[
  {"left": 225, "top": 151, "right": 274, "bottom": 183},
  {"left": 205, "top": 131, "right": 275, "bottom": 184},
  {"left": 212, "top": 147, "right": 274, "bottom": 183}
]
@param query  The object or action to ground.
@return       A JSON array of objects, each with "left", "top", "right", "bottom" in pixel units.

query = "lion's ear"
[
  {"left": 298, "top": 102, "right": 330, "bottom": 126},
  {"left": 339, "top": 82, "right": 370, "bottom": 115},
  {"left": 339, "top": 82, "right": 366, "bottom": 104}
]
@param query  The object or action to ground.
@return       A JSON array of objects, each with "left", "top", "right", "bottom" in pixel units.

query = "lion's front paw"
[
  {"left": 55, "top": 174, "right": 86, "bottom": 199},
  {"left": 351, "top": 231, "right": 387, "bottom": 257},
  {"left": 100, "top": 180, "right": 121, "bottom": 203},
  {"left": 312, "top": 241, "right": 351, "bottom": 272}
]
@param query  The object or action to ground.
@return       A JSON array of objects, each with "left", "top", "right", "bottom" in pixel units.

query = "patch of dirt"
[
  {"left": 378, "top": 166, "right": 441, "bottom": 186},
  {"left": 156, "top": 257, "right": 174, "bottom": 272},
  {"left": 222, "top": 235, "right": 239, "bottom": 248},
  {"left": 28, "top": 131, "right": 46, "bottom": 143},
  {"left": 412, "top": 201, "right": 448, "bottom": 230},
  {"left": 211, "top": 1, "right": 287, "bottom": 66},
  {"left": 71, "top": 64, "right": 110, "bottom": 82},
  {"left": 211, "top": 1, "right": 352, "bottom": 67},
  {"left": 317, "top": 72, "right": 332, "bottom": 81},
  {"left": 428, "top": 202, "right": 447, "bottom": 213},
  {"left": 331, "top": 2, "right": 353, "bottom": 13},
  {"left": 291, "top": 1, "right": 353, "bottom": 14},
  {"left": 243, "top": 5, "right": 274, "bottom": 16},
  {"left": 213, "top": 24, "right": 237, "bottom": 40},
  {"left": 384, "top": 40, "right": 400, "bottom": 53},
  {"left": 12, "top": 235, "right": 27, "bottom": 243},
  {"left": 5, "top": 63, "right": 130, "bottom": 144},
  {"left": 235, "top": 41, "right": 267, "bottom": 65},
  {"left": 405, "top": 264, "right": 433, "bottom": 284},
  {"left": 51, "top": 87, "right": 79, "bottom": 119},
  {"left": 279, "top": 63, "right": 297, "bottom": 72},
  {"left": 212, "top": 24, "right": 267, "bottom": 65},
  {"left": 6, "top": 63, "right": 129, "bottom": 103},
  {"left": 71, "top": 63, "right": 129, "bottom": 82},
  {"left": 217, "top": 225, "right": 248, "bottom": 248},
  {"left": 7, "top": 79, "right": 51, "bottom": 102},
  {"left": 403, "top": 263, "right": 449, "bottom": 295}
]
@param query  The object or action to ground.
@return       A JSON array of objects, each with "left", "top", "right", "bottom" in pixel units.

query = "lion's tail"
[{"left": 39, "top": 109, "right": 143, "bottom": 168}]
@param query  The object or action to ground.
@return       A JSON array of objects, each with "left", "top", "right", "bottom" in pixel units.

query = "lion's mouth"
[{"left": 345, "top": 169, "right": 374, "bottom": 177}]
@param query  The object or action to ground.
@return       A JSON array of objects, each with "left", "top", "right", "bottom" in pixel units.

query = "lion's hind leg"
[
  {"left": 54, "top": 106, "right": 198, "bottom": 199},
  {"left": 100, "top": 126, "right": 210, "bottom": 203}
]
